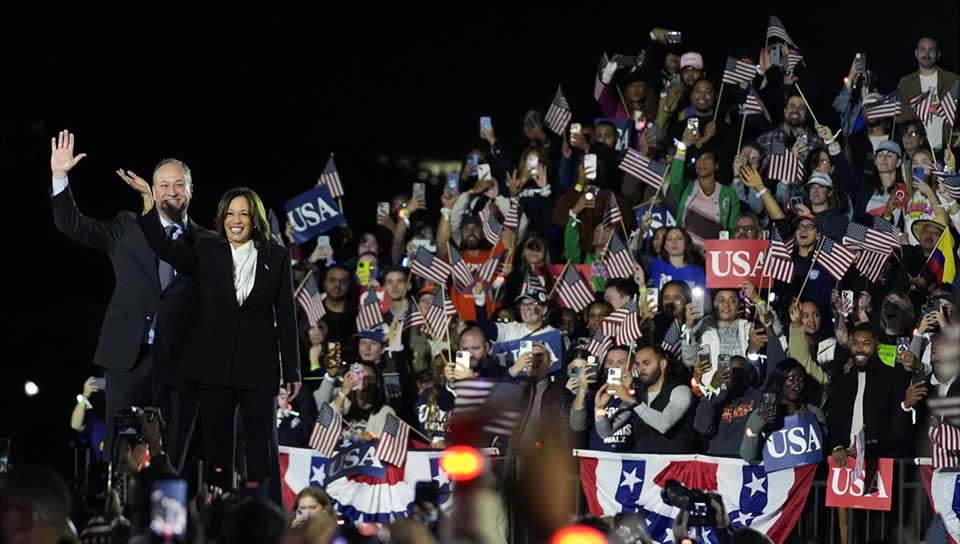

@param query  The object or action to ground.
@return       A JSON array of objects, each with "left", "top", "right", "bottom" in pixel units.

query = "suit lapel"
[{"left": 239, "top": 245, "right": 270, "bottom": 310}]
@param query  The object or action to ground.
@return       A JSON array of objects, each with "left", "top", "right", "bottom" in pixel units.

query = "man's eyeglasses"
[
  {"left": 735, "top": 226, "right": 759, "bottom": 235},
  {"left": 796, "top": 223, "right": 818, "bottom": 232}
]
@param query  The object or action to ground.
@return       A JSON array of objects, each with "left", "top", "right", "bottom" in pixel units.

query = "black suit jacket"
[
  {"left": 827, "top": 358, "right": 911, "bottom": 457},
  {"left": 138, "top": 207, "right": 300, "bottom": 393},
  {"left": 50, "top": 186, "right": 212, "bottom": 385}
]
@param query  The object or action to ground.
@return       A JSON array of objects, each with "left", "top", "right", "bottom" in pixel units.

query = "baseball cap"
[
  {"left": 516, "top": 286, "right": 548, "bottom": 305},
  {"left": 875, "top": 140, "right": 902, "bottom": 157},
  {"left": 680, "top": 52, "right": 704, "bottom": 70},
  {"left": 806, "top": 172, "right": 833, "bottom": 188}
]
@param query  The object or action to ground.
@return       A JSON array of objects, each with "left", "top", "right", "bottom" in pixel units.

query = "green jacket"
[{"left": 668, "top": 156, "right": 740, "bottom": 235}]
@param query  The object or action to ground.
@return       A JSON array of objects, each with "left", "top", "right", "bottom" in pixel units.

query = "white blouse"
[{"left": 231, "top": 240, "right": 258, "bottom": 305}]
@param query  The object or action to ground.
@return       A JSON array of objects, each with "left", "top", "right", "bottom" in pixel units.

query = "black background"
[{"left": 3, "top": 5, "right": 958, "bottom": 475}]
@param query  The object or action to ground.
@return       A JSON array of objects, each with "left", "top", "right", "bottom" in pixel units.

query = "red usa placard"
[
  {"left": 824, "top": 457, "right": 894, "bottom": 511},
  {"left": 705, "top": 240, "right": 770, "bottom": 288}
]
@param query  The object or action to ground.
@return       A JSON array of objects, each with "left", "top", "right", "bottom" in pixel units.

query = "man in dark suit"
[
  {"left": 900, "top": 332, "right": 960, "bottom": 458},
  {"left": 49, "top": 130, "right": 211, "bottom": 472},
  {"left": 897, "top": 36, "right": 959, "bottom": 154},
  {"left": 828, "top": 324, "right": 912, "bottom": 467}
]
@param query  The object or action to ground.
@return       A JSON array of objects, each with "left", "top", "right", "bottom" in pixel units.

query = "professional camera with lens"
[
  {"left": 660, "top": 479, "right": 721, "bottom": 526},
  {"left": 113, "top": 406, "right": 162, "bottom": 445}
]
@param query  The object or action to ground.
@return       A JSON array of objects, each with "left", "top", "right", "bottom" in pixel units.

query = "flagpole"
[
  {"left": 793, "top": 83, "right": 820, "bottom": 127},
  {"left": 547, "top": 260, "right": 573, "bottom": 300},
  {"left": 796, "top": 237, "right": 826, "bottom": 300},
  {"left": 737, "top": 110, "right": 748, "bottom": 155},
  {"left": 713, "top": 84, "right": 725, "bottom": 124},
  {"left": 294, "top": 268, "right": 314, "bottom": 297},
  {"left": 493, "top": 246, "right": 516, "bottom": 302}
]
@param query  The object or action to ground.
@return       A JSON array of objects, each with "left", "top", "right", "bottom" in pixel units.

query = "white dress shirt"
[{"left": 231, "top": 240, "right": 258, "bottom": 305}]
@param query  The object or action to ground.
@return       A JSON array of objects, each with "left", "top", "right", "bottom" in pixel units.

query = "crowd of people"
[{"left": 4, "top": 17, "right": 960, "bottom": 544}]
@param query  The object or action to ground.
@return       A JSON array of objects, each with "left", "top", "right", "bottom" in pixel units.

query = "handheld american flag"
[
  {"left": 842, "top": 221, "right": 901, "bottom": 255},
  {"left": 557, "top": 265, "right": 596, "bottom": 312},
  {"left": 296, "top": 275, "right": 326, "bottom": 325},
  {"left": 614, "top": 303, "right": 643, "bottom": 346},
  {"left": 586, "top": 330, "right": 613, "bottom": 362},
  {"left": 503, "top": 197, "right": 521, "bottom": 230},
  {"left": 602, "top": 232, "right": 637, "bottom": 280},
  {"left": 785, "top": 54, "right": 804, "bottom": 78},
  {"left": 268, "top": 210, "right": 285, "bottom": 246},
  {"left": 767, "top": 152, "right": 803, "bottom": 184},
  {"left": 425, "top": 287, "right": 454, "bottom": 339},
  {"left": 545, "top": 85, "right": 573, "bottom": 135},
  {"left": 815, "top": 237, "right": 857, "bottom": 281},
  {"left": 594, "top": 53, "right": 609, "bottom": 101},
  {"left": 410, "top": 247, "right": 452, "bottom": 285},
  {"left": 911, "top": 90, "right": 935, "bottom": 124},
  {"left": 619, "top": 148, "right": 668, "bottom": 189},
  {"left": 474, "top": 254, "right": 503, "bottom": 285},
  {"left": 941, "top": 175, "right": 960, "bottom": 200},
  {"left": 762, "top": 227, "right": 795, "bottom": 283},
  {"left": 722, "top": 56, "right": 756, "bottom": 86},
  {"left": 661, "top": 320, "right": 682, "bottom": 359},
  {"left": 448, "top": 245, "right": 475, "bottom": 293},
  {"left": 602, "top": 193, "right": 623, "bottom": 227},
  {"left": 479, "top": 206, "right": 504, "bottom": 246},
  {"left": 356, "top": 286, "right": 385, "bottom": 331},
  {"left": 375, "top": 413, "right": 410, "bottom": 467},
  {"left": 940, "top": 80, "right": 958, "bottom": 128},
  {"left": 317, "top": 154, "right": 345, "bottom": 198},
  {"left": 863, "top": 89, "right": 902, "bottom": 121},
  {"left": 744, "top": 85, "right": 771, "bottom": 122},
  {"left": 766, "top": 15, "right": 797, "bottom": 48},
  {"left": 403, "top": 304, "right": 425, "bottom": 331},
  {"left": 309, "top": 402, "right": 343, "bottom": 458},
  {"left": 855, "top": 249, "right": 891, "bottom": 284}
]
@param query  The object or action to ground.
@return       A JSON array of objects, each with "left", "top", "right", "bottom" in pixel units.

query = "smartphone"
[
  {"left": 467, "top": 153, "right": 479, "bottom": 176},
  {"left": 696, "top": 344, "right": 711, "bottom": 368},
  {"left": 584, "top": 154, "right": 598, "bottom": 180},
  {"left": 583, "top": 185, "right": 599, "bottom": 201},
  {"left": 896, "top": 337, "right": 910, "bottom": 363},
  {"left": 854, "top": 52, "right": 866, "bottom": 73},
  {"left": 691, "top": 287, "right": 704, "bottom": 317},
  {"left": 569, "top": 366, "right": 582, "bottom": 379},
  {"left": 526, "top": 154, "right": 540, "bottom": 175},
  {"left": 646, "top": 288, "right": 659, "bottom": 312},
  {"left": 455, "top": 350, "right": 471, "bottom": 372},
  {"left": 717, "top": 354, "right": 731, "bottom": 373},
  {"left": 92, "top": 377, "right": 106, "bottom": 391},
  {"left": 841, "top": 290, "right": 854, "bottom": 313},
  {"left": 412, "top": 182, "right": 426, "bottom": 203},
  {"left": 607, "top": 367, "right": 622, "bottom": 388},
  {"left": 718, "top": 230, "right": 729, "bottom": 240},
  {"left": 913, "top": 166, "right": 926, "bottom": 182},
  {"left": 570, "top": 123, "right": 582, "bottom": 136},
  {"left": 586, "top": 355, "right": 598, "bottom": 369},
  {"left": 686, "top": 117, "right": 700, "bottom": 135},
  {"left": 922, "top": 299, "right": 942, "bottom": 317},
  {"left": 446, "top": 173, "right": 460, "bottom": 195},
  {"left": 890, "top": 183, "right": 906, "bottom": 208},
  {"left": 150, "top": 479, "right": 188, "bottom": 543},
  {"left": 479, "top": 116, "right": 493, "bottom": 132},
  {"left": 618, "top": 55, "right": 638, "bottom": 68},
  {"left": 295, "top": 507, "right": 310, "bottom": 523},
  {"left": 665, "top": 31, "right": 682, "bottom": 44},
  {"left": 411, "top": 238, "right": 437, "bottom": 253},
  {"left": 477, "top": 164, "right": 492, "bottom": 182},
  {"left": 317, "top": 235, "right": 330, "bottom": 248},
  {"left": 789, "top": 195, "right": 804, "bottom": 211},
  {"left": 769, "top": 46, "right": 782, "bottom": 66},
  {"left": 377, "top": 202, "right": 390, "bottom": 218},
  {"left": 796, "top": 133, "right": 808, "bottom": 148},
  {"left": 519, "top": 340, "right": 533, "bottom": 357},
  {"left": 356, "top": 260, "right": 371, "bottom": 277},
  {"left": 349, "top": 363, "right": 364, "bottom": 391},
  {"left": 761, "top": 392, "right": 778, "bottom": 414}
]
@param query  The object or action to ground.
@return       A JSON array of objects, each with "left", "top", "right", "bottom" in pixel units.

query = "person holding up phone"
[
  {"left": 70, "top": 376, "right": 108, "bottom": 461},
  {"left": 570, "top": 347, "right": 642, "bottom": 452},
  {"left": 740, "top": 359, "right": 825, "bottom": 463},
  {"left": 694, "top": 356, "right": 761, "bottom": 457},
  {"left": 667, "top": 138, "right": 740, "bottom": 245},
  {"left": 316, "top": 360, "right": 397, "bottom": 442}
]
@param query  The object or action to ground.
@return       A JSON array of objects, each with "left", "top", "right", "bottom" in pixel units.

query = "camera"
[{"left": 660, "top": 479, "right": 722, "bottom": 526}]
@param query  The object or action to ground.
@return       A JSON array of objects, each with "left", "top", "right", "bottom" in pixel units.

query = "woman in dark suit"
[{"left": 121, "top": 172, "right": 300, "bottom": 504}]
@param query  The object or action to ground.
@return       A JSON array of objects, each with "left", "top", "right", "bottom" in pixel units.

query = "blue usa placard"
[
  {"left": 325, "top": 440, "right": 387, "bottom": 483},
  {"left": 285, "top": 184, "right": 346, "bottom": 244},
  {"left": 762, "top": 411, "right": 824, "bottom": 473},
  {"left": 490, "top": 329, "right": 564, "bottom": 374}
]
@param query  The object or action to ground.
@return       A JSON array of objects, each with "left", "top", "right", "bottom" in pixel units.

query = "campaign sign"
[
  {"left": 825, "top": 457, "right": 894, "bottom": 511},
  {"left": 762, "top": 412, "right": 823, "bottom": 473},
  {"left": 491, "top": 329, "right": 563, "bottom": 374},
  {"left": 285, "top": 184, "right": 346, "bottom": 244},
  {"left": 633, "top": 204, "right": 677, "bottom": 240},
  {"left": 705, "top": 240, "right": 770, "bottom": 288},
  {"left": 325, "top": 440, "right": 387, "bottom": 484}
]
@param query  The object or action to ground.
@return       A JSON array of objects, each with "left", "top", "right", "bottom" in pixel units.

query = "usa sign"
[
  {"left": 285, "top": 184, "right": 346, "bottom": 244},
  {"left": 705, "top": 240, "right": 770, "bottom": 288},
  {"left": 762, "top": 412, "right": 824, "bottom": 473},
  {"left": 825, "top": 457, "right": 894, "bottom": 511}
]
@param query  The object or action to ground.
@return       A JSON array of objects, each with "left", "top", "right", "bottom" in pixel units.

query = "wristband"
[
  {"left": 832, "top": 445, "right": 845, "bottom": 452},
  {"left": 574, "top": 183, "right": 584, "bottom": 192},
  {"left": 675, "top": 140, "right": 688, "bottom": 153},
  {"left": 76, "top": 394, "right": 92, "bottom": 409},
  {"left": 595, "top": 409, "right": 607, "bottom": 418},
  {"left": 755, "top": 188, "right": 769, "bottom": 197},
  {"left": 568, "top": 209, "right": 581, "bottom": 224}
]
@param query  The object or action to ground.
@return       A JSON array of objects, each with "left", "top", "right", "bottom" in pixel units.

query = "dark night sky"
[{"left": 3, "top": 5, "right": 958, "bottom": 473}]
